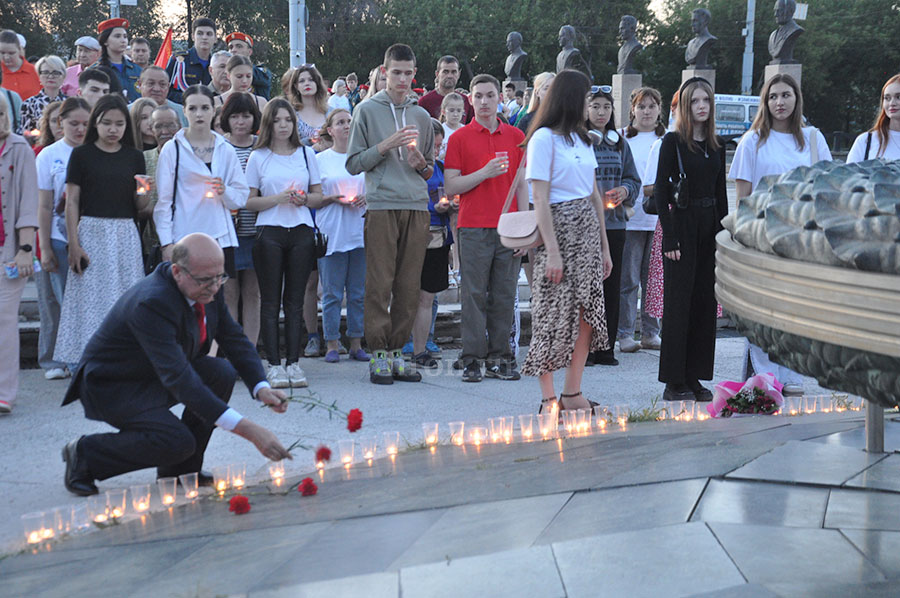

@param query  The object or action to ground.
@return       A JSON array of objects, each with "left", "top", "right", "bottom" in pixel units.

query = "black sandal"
[
  {"left": 560, "top": 391, "right": 600, "bottom": 410},
  {"left": 538, "top": 396, "right": 558, "bottom": 414}
]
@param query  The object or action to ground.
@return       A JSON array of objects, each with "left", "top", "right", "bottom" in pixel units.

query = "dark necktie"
[{"left": 193, "top": 303, "right": 207, "bottom": 345}]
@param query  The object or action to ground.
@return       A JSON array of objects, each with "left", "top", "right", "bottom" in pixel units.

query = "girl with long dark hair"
[{"left": 96, "top": 19, "right": 142, "bottom": 100}]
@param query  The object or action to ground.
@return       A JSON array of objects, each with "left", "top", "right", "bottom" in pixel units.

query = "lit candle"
[
  {"left": 342, "top": 455, "right": 352, "bottom": 465},
  {"left": 408, "top": 138, "right": 417, "bottom": 148},
  {"left": 94, "top": 514, "right": 108, "bottom": 523},
  {"left": 135, "top": 501, "right": 149, "bottom": 512},
  {"left": 387, "top": 445, "right": 398, "bottom": 456},
  {"left": 41, "top": 527, "right": 55, "bottom": 539},
  {"left": 27, "top": 531, "right": 41, "bottom": 544},
  {"left": 111, "top": 507, "right": 123, "bottom": 518},
  {"left": 232, "top": 478, "right": 244, "bottom": 489},
  {"left": 452, "top": 195, "right": 460, "bottom": 207},
  {"left": 186, "top": 490, "right": 199, "bottom": 499},
  {"left": 216, "top": 480, "right": 227, "bottom": 492},
  {"left": 162, "top": 495, "right": 175, "bottom": 506},
  {"left": 364, "top": 450, "right": 374, "bottom": 460},
  {"left": 29, "top": 128, "right": 40, "bottom": 137},
  {"left": 316, "top": 461, "right": 325, "bottom": 470},
  {"left": 273, "top": 477, "right": 283, "bottom": 487},
  {"left": 426, "top": 435, "right": 437, "bottom": 445}
]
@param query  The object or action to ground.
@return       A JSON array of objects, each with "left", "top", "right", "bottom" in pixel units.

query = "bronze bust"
[
  {"left": 617, "top": 16, "right": 642, "bottom": 75},
  {"left": 768, "top": 0, "right": 804, "bottom": 65},
  {"left": 685, "top": 8, "right": 717, "bottom": 69},
  {"left": 505, "top": 32, "right": 527, "bottom": 81},
  {"left": 556, "top": 25, "right": 593, "bottom": 81}
]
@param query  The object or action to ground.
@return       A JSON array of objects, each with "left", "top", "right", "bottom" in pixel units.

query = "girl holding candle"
[
  {"left": 214, "top": 55, "right": 268, "bottom": 114},
  {"left": 54, "top": 94, "right": 149, "bottom": 369},
  {"left": 584, "top": 85, "right": 640, "bottom": 368},
  {"left": 245, "top": 98, "right": 324, "bottom": 388},
  {"left": 0, "top": 91, "right": 39, "bottom": 414},
  {"left": 314, "top": 108, "right": 370, "bottom": 363},
  {"left": 21, "top": 55, "right": 68, "bottom": 135},
  {"left": 221, "top": 92, "right": 262, "bottom": 350},
  {"left": 730, "top": 74, "right": 831, "bottom": 396},
  {"left": 653, "top": 77, "right": 728, "bottom": 403},
  {"left": 520, "top": 69, "right": 613, "bottom": 413},
  {"left": 847, "top": 74, "right": 900, "bottom": 163}
]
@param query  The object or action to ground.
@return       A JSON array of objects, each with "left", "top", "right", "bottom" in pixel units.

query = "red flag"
[{"left": 154, "top": 28, "right": 173, "bottom": 68}]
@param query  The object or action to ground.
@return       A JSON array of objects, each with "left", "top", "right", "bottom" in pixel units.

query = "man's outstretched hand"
[
  {"left": 233, "top": 419, "right": 293, "bottom": 461},
  {"left": 258, "top": 387, "right": 288, "bottom": 413}
]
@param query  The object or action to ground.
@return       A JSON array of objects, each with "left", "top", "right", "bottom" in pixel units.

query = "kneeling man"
[{"left": 61, "top": 233, "right": 291, "bottom": 496}]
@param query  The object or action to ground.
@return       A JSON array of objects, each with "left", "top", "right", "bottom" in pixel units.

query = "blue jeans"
[{"left": 317, "top": 247, "right": 365, "bottom": 341}]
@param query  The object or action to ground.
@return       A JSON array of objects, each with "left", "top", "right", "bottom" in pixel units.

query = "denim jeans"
[
  {"left": 252, "top": 225, "right": 314, "bottom": 364},
  {"left": 317, "top": 247, "right": 366, "bottom": 341},
  {"left": 618, "top": 230, "right": 660, "bottom": 339}
]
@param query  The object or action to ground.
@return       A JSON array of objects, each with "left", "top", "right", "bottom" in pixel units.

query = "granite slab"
[
  {"left": 726, "top": 440, "right": 888, "bottom": 486},
  {"left": 840, "top": 529, "right": 900, "bottom": 579},
  {"left": 843, "top": 454, "right": 900, "bottom": 493},
  {"left": 824, "top": 488, "right": 900, "bottom": 532},
  {"left": 248, "top": 572, "right": 399, "bottom": 598},
  {"left": 690, "top": 479, "right": 829, "bottom": 528}
]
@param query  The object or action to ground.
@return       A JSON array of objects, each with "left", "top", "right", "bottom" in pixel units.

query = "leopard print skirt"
[{"left": 522, "top": 197, "right": 609, "bottom": 377}]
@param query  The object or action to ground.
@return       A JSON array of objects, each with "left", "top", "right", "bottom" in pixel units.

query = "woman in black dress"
[{"left": 653, "top": 77, "right": 727, "bottom": 403}]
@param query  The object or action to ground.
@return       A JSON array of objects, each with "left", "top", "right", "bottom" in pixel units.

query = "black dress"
[{"left": 652, "top": 132, "right": 727, "bottom": 385}]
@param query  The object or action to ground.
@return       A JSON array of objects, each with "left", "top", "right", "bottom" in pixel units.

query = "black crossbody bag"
[
  {"left": 299, "top": 146, "right": 328, "bottom": 258},
  {"left": 643, "top": 140, "right": 688, "bottom": 215}
]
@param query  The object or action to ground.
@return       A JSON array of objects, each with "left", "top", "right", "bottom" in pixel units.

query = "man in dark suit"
[{"left": 61, "top": 233, "right": 292, "bottom": 496}]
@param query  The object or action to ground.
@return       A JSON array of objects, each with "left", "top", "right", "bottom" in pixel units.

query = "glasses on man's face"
[
  {"left": 152, "top": 122, "right": 179, "bottom": 131},
  {"left": 591, "top": 85, "right": 612, "bottom": 95},
  {"left": 181, "top": 266, "right": 229, "bottom": 288},
  {"left": 40, "top": 71, "right": 65, "bottom": 78}
]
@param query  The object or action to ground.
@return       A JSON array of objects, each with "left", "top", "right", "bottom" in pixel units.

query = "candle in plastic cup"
[
  {"left": 106, "top": 489, "right": 127, "bottom": 519},
  {"left": 131, "top": 484, "right": 151, "bottom": 512},
  {"left": 496, "top": 151, "right": 509, "bottom": 170},
  {"left": 518, "top": 414, "right": 534, "bottom": 440},
  {"left": 489, "top": 417, "right": 504, "bottom": 443},
  {"left": 212, "top": 465, "right": 230, "bottom": 492},
  {"left": 135, "top": 174, "right": 151, "bottom": 195},
  {"left": 469, "top": 426, "right": 487, "bottom": 446},
  {"left": 422, "top": 422, "right": 439, "bottom": 446},
  {"left": 156, "top": 477, "right": 177, "bottom": 506},
  {"left": 449, "top": 421, "right": 465, "bottom": 445},
  {"left": 383, "top": 431, "right": 400, "bottom": 456},
  {"left": 501, "top": 416, "right": 514, "bottom": 443},
  {"left": 88, "top": 495, "right": 109, "bottom": 523},
  {"left": 22, "top": 512, "right": 44, "bottom": 544},
  {"left": 339, "top": 439, "right": 355, "bottom": 466},
  {"left": 361, "top": 436, "right": 377, "bottom": 461},
  {"left": 230, "top": 463, "right": 246, "bottom": 489},
  {"left": 452, "top": 194, "right": 460, "bottom": 207},
  {"left": 179, "top": 472, "right": 199, "bottom": 499}
]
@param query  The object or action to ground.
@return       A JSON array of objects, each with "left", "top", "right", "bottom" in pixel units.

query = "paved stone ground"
[{"left": 5, "top": 331, "right": 896, "bottom": 597}]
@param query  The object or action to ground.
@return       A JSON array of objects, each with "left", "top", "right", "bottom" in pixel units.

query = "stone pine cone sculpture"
[{"left": 725, "top": 159, "right": 900, "bottom": 274}]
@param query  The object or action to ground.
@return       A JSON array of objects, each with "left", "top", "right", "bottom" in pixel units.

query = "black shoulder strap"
[
  {"left": 171, "top": 140, "right": 180, "bottom": 219},
  {"left": 7, "top": 90, "right": 18, "bottom": 131},
  {"left": 864, "top": 132, "right": 872, "bottom": 160},
  {"left": 675, "top": 140, "right": 686, "bottom": 177}
]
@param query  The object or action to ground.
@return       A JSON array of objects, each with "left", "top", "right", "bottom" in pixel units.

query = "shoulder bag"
[
  {"left": 642, "top": 136, "right": 687, "bottom": 214},
  {"left": 300, "top": 146, "right": 328, "bottom": 258},
  {"left": 497, "top": 154, "right": 542, "bottom": 250}
]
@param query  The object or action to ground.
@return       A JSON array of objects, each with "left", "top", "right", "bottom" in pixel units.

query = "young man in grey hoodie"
[{"left": 346, "top": 43, "right": 435, "bottom": 385}]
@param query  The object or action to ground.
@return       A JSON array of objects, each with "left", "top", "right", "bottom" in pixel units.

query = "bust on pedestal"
[
  {"left": 683, "top": 8, "right": 717, "bottom": 92},
  {"left": 556, "top": 25, "right": 593, "bottom": 82},
  {"left": 765, "top": 0, "right": 804, "bottom": 87},
  {"left": 504, "top": 31, "right": 528, "bottom": 93},
  {"left": 613, "top": 15, "right": 642, "bottom": 128}
]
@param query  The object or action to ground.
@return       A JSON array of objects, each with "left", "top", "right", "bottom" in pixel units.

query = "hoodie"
[{"left": 345, "top": 90, "right": 434, "bottom": 211}]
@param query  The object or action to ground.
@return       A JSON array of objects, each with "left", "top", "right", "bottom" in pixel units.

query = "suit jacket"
[{"left": 62, "top": 263, "right": 265, "bottom": 426}]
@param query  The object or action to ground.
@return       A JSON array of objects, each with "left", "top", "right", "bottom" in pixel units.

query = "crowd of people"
[{"left": 3, "top": 19, "right": 899, "bottom": 436}]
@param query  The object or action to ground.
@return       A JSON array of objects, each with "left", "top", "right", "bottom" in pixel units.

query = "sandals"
[
  {"left": 538, "top": 396, "right": 558, "bottom": 414},
  {"left": 560, "top": 391, "right": 600, "bottom": 410}
]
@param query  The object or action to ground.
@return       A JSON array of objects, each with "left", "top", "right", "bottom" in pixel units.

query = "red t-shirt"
[
  {"left": 1, "top": 61, "right": 40, "bottom": 100},
  {"left": 418, "top": 89, "right": 474, "bottom": 124},
  {"left": 444, "top": 119, "right": 525, "bottom": 228}
]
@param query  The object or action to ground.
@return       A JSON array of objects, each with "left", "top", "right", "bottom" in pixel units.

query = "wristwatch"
[
  {"left": 417, "top": 165, "right": 430, "bottom": 175},
  {"left": 19, "top": 244, "right": 32, "bottom": 253}
]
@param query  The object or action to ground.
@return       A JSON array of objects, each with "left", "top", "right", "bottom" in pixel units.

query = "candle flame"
[
  {"left": 111, "top": 508, "right": 123, "bottom": 518},
  {"left": 187, "top": 490, "right": 198, "bottom": 499},
  {"left": 42, "top": 528, "right": 55, "bottom": 539},
  {"left": 387, "top": 446, "right": 398, "bottom": 455},
  {"left": 27, "top": 531, "right": 41, "bottom": 544},
  {"left": 216, "top": 481, "right": 227, "bottom": 491},
  {"left": 94, "top": 514, "right": 108, "bottom": 523},
  {"left": 316, "top": 461, "right": 324, "bottom": 469},
  {"left": 426, "top": 435, "right": 437, "bottom": 445},
  {"left": 136, "top": 501, "right": 148, "bottom": 511},
  {"left": 163, "top": 495, "right": 175, "bottom": 505},
  {"left": 233, "top": 478, "right": 244, "bottom": 488}
]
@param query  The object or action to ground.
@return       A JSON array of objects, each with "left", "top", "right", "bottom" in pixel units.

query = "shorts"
[
  {"left": 421, "top": 245, "right": 450, "bottom": 294},
  {"left": 234, "top": 235, "right": 255, "bottom": 271}
]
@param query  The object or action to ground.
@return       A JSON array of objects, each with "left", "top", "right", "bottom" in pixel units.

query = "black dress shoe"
[
  {"left": 198, "top": 471, "right": 214, "bottom": 487},
  {"left": 62, "top": 438, "right": 98, "bottom": 496},
  {"left": 589, "top": 350, "right": 619, "bottom": 366},
  {"left": 663, "top": 384, "right": 695, "bottom": 402},
  {"left": 688, "top": 380, "right": 713, "bottom": 402}
]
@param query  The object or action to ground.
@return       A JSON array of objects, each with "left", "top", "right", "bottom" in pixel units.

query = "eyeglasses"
[
  {"left": 180, "top": 266, "right": 229, "bottom": 288},
  {"left": 39, "top": 71, "right": 65, "bottom": 78},
  {"left": 152, "top": 122, "right": 179, "bottom": 131},
  {"left": 590, "top": 85, "right": 612, "bottom": 95}
]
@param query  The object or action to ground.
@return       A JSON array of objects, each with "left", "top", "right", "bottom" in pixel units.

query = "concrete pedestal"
[
  {"left": 765, "top": 63, "right": 802, "bottom": 89},
  {"left": 682, "top": 68, "right": 716, "bottom": 93},
  {"left": 612, "top": 74, "right": 642, "bottom": 130}
]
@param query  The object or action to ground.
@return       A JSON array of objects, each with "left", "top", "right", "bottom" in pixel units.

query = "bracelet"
[{"left": 417, "top": 165, "right": 430, "bottom": 175}]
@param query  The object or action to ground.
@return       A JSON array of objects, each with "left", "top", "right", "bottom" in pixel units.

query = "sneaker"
[
  {"left": 641, "top": 334, "right": 662, "bottom": 350},
  {"left": 338, "top": 343, "right": 348, "bottom": 355},
  {"left": 44, "top": 367, "right": 70, "bottom": 380},
  {"left": 0, "top": 400, "right": 11, "bottom": 414},
  {"left": 413, "top": 352, "right": 438, "bottom": 369},
  {"left": 391, "top": 350, "right": 421, "bottom": 382},
  {"left": 304, "top": 336, "right": 322, "bottom": 357},
  {"left": 350, "top": 348, "right": 371, "bottom": 362},
  {"left": 267, "top": 363, "right": 290, "bottom": 389},
  {"left": 485, "top": 362, "right": 521, "bottom": 381},
  {"left": 462, "top": 362, "right": 482, "bottom": 383},
  {"left": 452, "top": 357, "right": 464, "bottom": 370},
  {"left": 369, "top": 351, "right": 393, "bottom": 385},
  {"left": 401, "top": 341, "right": 414, "bottom": 356},
  {"left": 285, "top": 362, "right": 308, "bottom": 388},
  {"left": 618, "top": 336, "right": 640, "bottom": 353},
  {"left": 324, "top": 350, "right": 340, "bottom": 363},
  {"left": 425, "top": 339, "right": 442, "bottom": 356}
]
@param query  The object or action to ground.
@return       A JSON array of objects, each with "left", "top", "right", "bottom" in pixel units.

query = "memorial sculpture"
[
  {"left": 556, "top": 25, "right": 592, "bottom": 81},
  {"left": 768, "top": 0, "right": 804, "bottom": 64},
  {"left": 685, "top": 8, "right": 717, "bottom": 69},
  {"left": 505, "top": 31, "right": 527, "bottom": 81},
  {"left": 717, "top": 159, "right": 900, "bottom": 452},
  {"left": 616, "top": 15, "right": 642, "bottom": 75}
]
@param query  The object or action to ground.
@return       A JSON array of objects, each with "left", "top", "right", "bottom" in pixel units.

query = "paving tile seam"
[
  {"left": 836, "top": 528, "right": 894, "bottom": 581},
  {"left": 704, "top": 521, "right": 750, "bottom": 585},
  {"left": 547, "top": 544, "right": 569, "bottom": 598},
  {"left": 717, "top": 474, "right": 900, "bottom": 496},
  {"left": 685, "top": 477, "right": 713, "bottom": 522},
  {"left": 838, "top": 453, "right": 892, "bottom": 487}
]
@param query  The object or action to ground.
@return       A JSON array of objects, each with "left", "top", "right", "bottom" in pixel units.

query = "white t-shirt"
[
  {"left": 622, "top": 130, "right": 661, "bottom": 231},
  {"left": 525, "top": 127, "right": 595, "bottom": 204},
  {"left": 846, "top": 129, "right": 900, "bottom": 163},
  {"left": 729, "top": 127, "right": 833, "bottom": 191},
  {"left": 327, "top": 94, "right": 352, "bottom": 113},
  {"left": 439, "top": 123, "right": 462, "bottom": 160},
  {"left": 643, "top": 137, "right": 662, "bottom": 189},
  {"left": 314, "top": 148, "right": 366, "bottom": 255},
  {"left": 245, "top": 146, "right": 321, "bottom": 228},
  {"left": 36, "top": 139, "right": 75, "bottom": 244}
]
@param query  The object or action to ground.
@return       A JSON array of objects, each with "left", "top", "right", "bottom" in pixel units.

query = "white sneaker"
[
  {"left": 641, "top": 334, "right": 662, "bottom": 350},
  {"left": 286, "top": 362, "right": 308, "bottom": 388},
  {"left": 267, "top": 364, "right": 290, "bottom": 389},
  {"left": 44, "top": 367, "right": 69, "bottom": 380},
  {"left": 618, "top": 337, "right": 640, "bottom": 353}
]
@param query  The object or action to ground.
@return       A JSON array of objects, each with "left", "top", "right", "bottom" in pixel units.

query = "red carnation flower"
[
  {"left": 347, "top": 408, "right": 363, "bottom": 432},
  {"left": 228, "top": 495, "right": 251, "bottom": 515},
  {"left": 315, "top": 445, "right": 332, "bottom": 463},
  {"left": 298, "top": 477, "right": 318, "bottom": 497}
]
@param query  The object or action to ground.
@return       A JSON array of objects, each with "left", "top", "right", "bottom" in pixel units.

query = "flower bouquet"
[{"left": 707, "top": 373, "right": 784, "bottom": 418}]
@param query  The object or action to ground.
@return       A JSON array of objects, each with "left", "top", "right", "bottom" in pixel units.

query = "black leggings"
[{"left": 252, "top": 225, "right": 314, "bottom": 364}]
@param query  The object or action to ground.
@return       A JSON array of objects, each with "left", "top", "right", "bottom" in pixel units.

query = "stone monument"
[
  {"left": 765, "top": 0, "right": 804, "bottom": 87},
  {"left": 683, "top": 8, "right": 717, "bottom": 92},
  {"left": 555, "top": 25, "right": 592, "bottom": 81},
  {"left": 504, "top": 31, "right": 528, "bottom": 93},
  {"left": 612, "top": 15, "right": 642, "bottom": 129}
]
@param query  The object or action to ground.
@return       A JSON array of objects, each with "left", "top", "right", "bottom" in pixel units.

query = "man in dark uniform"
[
  {"left": 225, "top": 32, "right": 271, "bottom": 99},
  {"left": 61, "top": 233, "right": 292, "bottom": 496},
  {"left": 165, "top": 17, "right": 216, "bottom": 104}
]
